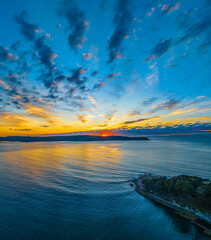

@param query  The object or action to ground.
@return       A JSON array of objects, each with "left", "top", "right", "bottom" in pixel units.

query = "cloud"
[
  {"left": 54, "top": 120, "right": 211, "bottom": 137},
  {"left": 142, "top": 97, "right": 157, "bottom": 106},
  {"left": 107, "top": 51, "right": 124, "bottom": 63},
  {"left": 168, "top": 107, "right": 198, "bottom": 116},
  {"left": 1, "top": 11, "right": 94, "bottom": 121},
  {"left": 107, "top": 0, "right": 133, "bottom": 63},
  {"left": 128, "top": 110, "right": 141, "bottom": 117},
  {"left": 6, "top": 73, "right": 19, "bottom": 80},
  {"left": 149, "top": 99, "right": 180, "bottom": 114},
  {"left": 145, "top": 55, "right": 156, "bottom": 61},
  {"left": 165, "top": 53, "right": 188, "bottom": 68},
  {"left": 120, "top": 122, "right": 211, "bottom": 136},
  {"left": 147, "top": 39, "right": 173, "bottom": 60},
  {"left": 91, "top": 70, "right": 98, "bottom": 76},
  {"left": 87, "top": 94, "right": 98, "bottom": 107},
  {"left": 146, "top": 63, "right": 159, "bottom": 85},
  {"left": 77, "top": 114, "right": 89, "bottom": 123},
  {"left": 83, "top": 53, "right": 92, "bottom": 60},
  {"left": 67, "top": 67, "right": 87, "bottom": 90},
  {"left": 15, "top": 11, "right": 38, "bottom": 41},
  {"left": 177, "top": 15, "right": 211, "bottom": 44},
  {"left": 15, "top": 11, "right": 59, "bottom": 90},
  {"left": 161, "top": 2, "right": 180, "bottom": 15},
  {"left": 146, "top": 7, "right": 155, "bottom": 17},
  {"left": 46, "top": 33, "right": 52, "bottom": 40},
  {"left": 93, "top": 82, "right": 105, "bottom": 89},
  {"left": 157, "top": 99, "right": 180, "bottom": 110},
  {"left": 123, "top": 116, "right": 160, "bottom": 125},
  {"left": 58, "top": 0, "right": 89, "bottom": 51},
  {"left": 176, "top": 11, "right": 192, "bottom": 29},
  {"left": 11, "top": 128, "right": 31, "bottom": 131},
  {"left": 3, "top": 13, "right": 87, "bottom": 114},
  {"left": 35, "top": 36, "right": 55, "bottom": 69},
  {"left": 50, "top": 53, "right": 57, "bottom": 60},
  {"left": 0, "top": 46, "right": 17, "bottom": 62},
  {"left": 106, "top": 72, "right": 121, "bottom": 79},
  {"left": 0, "top": 112, "right": 33, "bottom": 127},
  {"left": 0, "top": 63, "right": 7, "bottom": 71},
  {"left": 0, "top": 80, "right": 10, "bottom": 90},
  {"left": 10, "top": 41, "right": 22, "bottom": 51},
  {"left": 25, "top": 104, "right": 60, "bottom": 119},
  {"left": 176, "top": 2, "right": 211, "bottom": 44}
]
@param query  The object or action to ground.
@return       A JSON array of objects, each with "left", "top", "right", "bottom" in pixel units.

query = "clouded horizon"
[{"left": 0, "top": 0, "right": 211, "bottom": 137}]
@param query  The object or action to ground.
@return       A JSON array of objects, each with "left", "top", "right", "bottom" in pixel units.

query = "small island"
[{"left": 133, "top": 174, "right": 211, "bottom": 235}]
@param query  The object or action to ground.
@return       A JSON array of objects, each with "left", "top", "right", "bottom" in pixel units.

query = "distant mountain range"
[{"left": 0, "top": 135, "right": 149, "bottom": 142}]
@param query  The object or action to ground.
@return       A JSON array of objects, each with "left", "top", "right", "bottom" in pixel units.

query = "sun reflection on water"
[{"left": 0, "top": 142, "right": 122, "bottom": 181}]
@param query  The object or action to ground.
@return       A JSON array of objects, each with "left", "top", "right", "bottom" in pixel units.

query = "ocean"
[{"left": 0, "top": 134, "right": 210, "bottom": 240}]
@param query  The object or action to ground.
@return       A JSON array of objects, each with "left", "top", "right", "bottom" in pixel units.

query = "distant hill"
[{"left": 0, "top": 135, "right": 149, "bottom": 142}]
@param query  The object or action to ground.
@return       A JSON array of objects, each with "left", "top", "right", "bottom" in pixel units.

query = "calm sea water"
[{"left": 0, "top": 134, "right": 210, "bottom": 240}]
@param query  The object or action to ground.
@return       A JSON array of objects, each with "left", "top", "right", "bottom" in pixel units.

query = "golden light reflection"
[
  {"left": 1, "top": 143, "right": 64, "bottom": 180},
  {"left": 0, "top": 142, "right": 121, "bottom": 180}
]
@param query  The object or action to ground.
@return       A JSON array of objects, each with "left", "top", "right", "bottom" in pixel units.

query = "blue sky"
[{"left": 0, "top": 0, "right": 210, "bottom": 136}]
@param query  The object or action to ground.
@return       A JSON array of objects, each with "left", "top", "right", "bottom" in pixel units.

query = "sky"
[{"left": 0, "top": 0, "right": 210, "bottom": 137}]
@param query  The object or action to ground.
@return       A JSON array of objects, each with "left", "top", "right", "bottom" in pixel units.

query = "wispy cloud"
[
  {"left": 58, "top": 0, "right": 89, "bottom": 51},
  {"left": 176, "top": 1, "right": 211, "bottom": 44},
  {"left": 15, "top": 11, "right": 38, "bottom": 41},
  {"left": 0, "top": 46, "right": 17, "bottom": 62},
  {"left": 160, "top": 2, "right": 180, "bottom": 15},
  {"left": 25, "top": 105, "right": 60, "bottom": 119},
  {"left": 123, "top": 116, "right": 160, "bottom": 125},
  {"left": 107, "top": 0, "right": 133, "bottom": 63},
  {"left": 148, "top": 99, "right": 180, "bottom": 114},
  {"left": 168, "top": 107, "right": 198, "bottom": 116},
  {"left": 146, "top": 39, "right": 173, "bottom": 61},
  {"left": 87, "top": 94, "right": 98, "bottom": 107}
]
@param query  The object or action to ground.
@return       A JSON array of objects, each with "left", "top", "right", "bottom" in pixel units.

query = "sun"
[{"left": 90, "top": 130, "right": 117, "bottom": 137}]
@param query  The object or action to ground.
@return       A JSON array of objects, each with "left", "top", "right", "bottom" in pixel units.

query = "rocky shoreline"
[{"left": 133, "top": 174, "right": 211, "bottom": 235}]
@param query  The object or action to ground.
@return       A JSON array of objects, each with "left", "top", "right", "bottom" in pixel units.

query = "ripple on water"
[{"left": 0, "top": 136, "right": 210, "bottom": 240}]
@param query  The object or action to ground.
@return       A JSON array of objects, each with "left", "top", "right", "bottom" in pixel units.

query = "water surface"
[{"left": 0, "top": 135, "right": 210, "bottom": 240}]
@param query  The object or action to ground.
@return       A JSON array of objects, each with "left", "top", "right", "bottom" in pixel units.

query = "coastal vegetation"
[{"left": 134, "top": 174, "right": 211, "bottom": 235}]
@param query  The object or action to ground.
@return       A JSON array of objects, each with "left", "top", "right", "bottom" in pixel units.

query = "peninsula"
[
  {"left": 133, "top": 174, "right": 211, "bottom": 235},
  {"left": 0, "top": 135, "right": 149, "bottom": 142}
]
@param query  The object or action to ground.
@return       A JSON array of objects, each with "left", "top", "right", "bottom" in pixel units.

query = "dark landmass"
[
  {"left": 0, "top": 135, "right": 149, "bottom": 142},
  {"left": 133, "top": 174, "right": 211, "bottom": 235}
]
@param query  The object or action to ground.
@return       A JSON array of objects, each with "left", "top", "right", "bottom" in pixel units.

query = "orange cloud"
[
  {"left": 88, "top": 95, "right": 98, "bottom": 107},
  {"left": 79, "top": 69, "right": 87, "bottom": 74},
  {"left": 50, "top": 53, "right": 57, "bottom": 60},
  {"left": 0, "top": 80, "right": 10, "bottom": 89},
  {"left": 168, "top": 108, "right": 198, "bottom": 116},
  {"left": 7, "top": 52, "right": 17, "bottom": 61},
  {"left": 25, "top": 105, "right": 60, "bottom": 119},
  {"left": 78, "top": 114, "right": 88, "bottom": 123}
]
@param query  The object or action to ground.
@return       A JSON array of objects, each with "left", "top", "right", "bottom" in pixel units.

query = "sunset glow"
[
  {"left": 0, "top": 0, "right": 210, "bottom": 137},
  {"left": 90, "top": 130, "right": 118, "bottom": 137}
]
